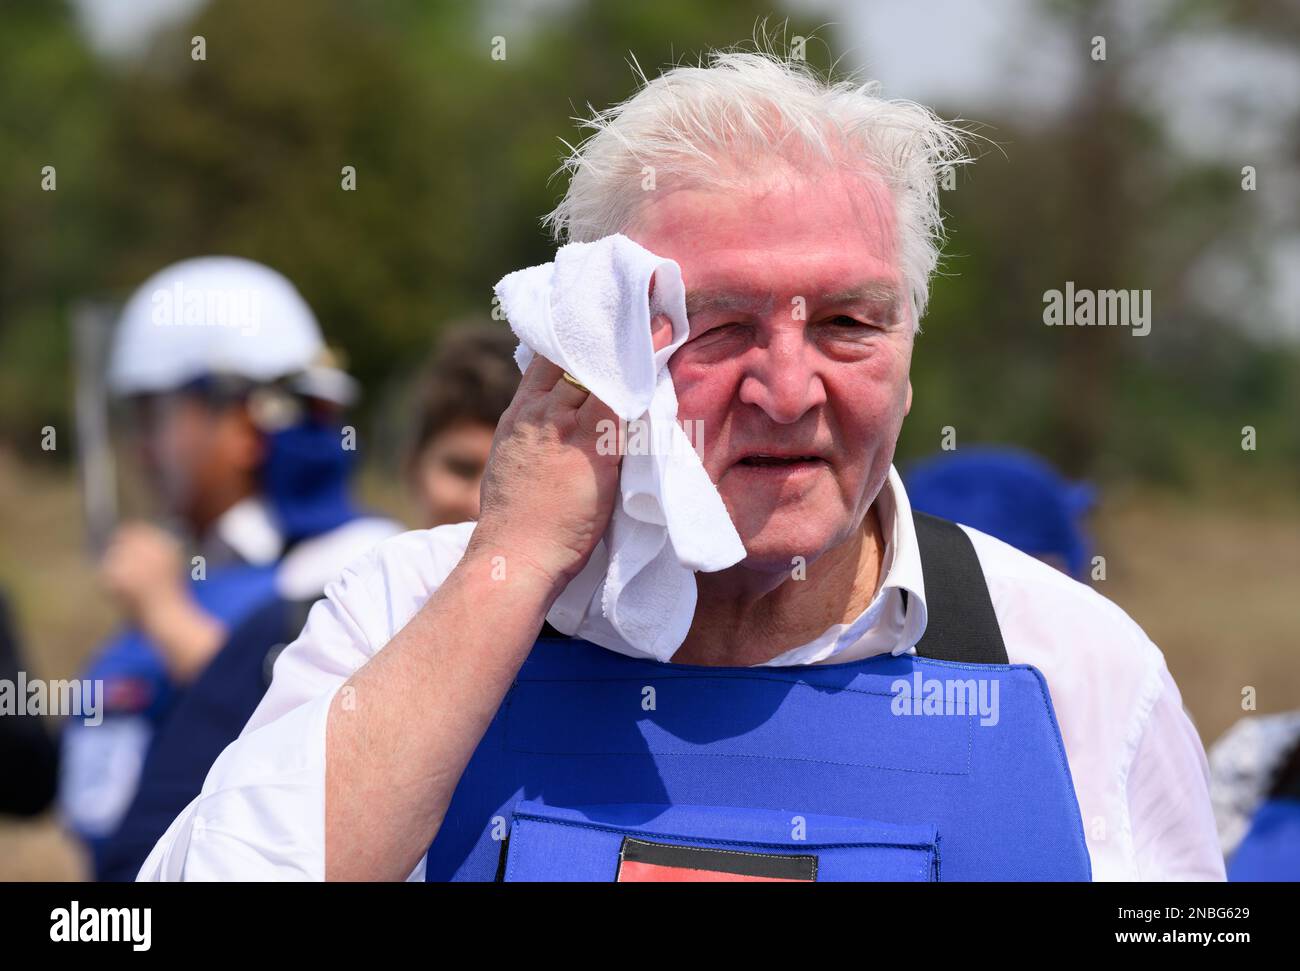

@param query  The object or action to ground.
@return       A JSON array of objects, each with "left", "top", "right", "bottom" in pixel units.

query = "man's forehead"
[
  {"left": 630, "top": 168, "right": 903, "bottom": 319},
  {"left": 632, "top": 160, "right": 897, "bottom": 235},
  {"left": 684, "top": 279, "right": 901, "bottom": 317}
]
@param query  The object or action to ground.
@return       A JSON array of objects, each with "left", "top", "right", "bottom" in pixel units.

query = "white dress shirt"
[{"left": 138, "top": 468, "right": 1225, "bottom": 881}]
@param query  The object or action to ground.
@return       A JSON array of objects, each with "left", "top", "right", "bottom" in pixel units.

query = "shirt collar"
[
  {"left": 755, "top": 465, "right": 928, "bottom": 666},
  {"left": 206, "top": 496, "right": 284, "bottom": 567},
  {"left": 879, "top": 464, "right": 928, "bottom": 654}
]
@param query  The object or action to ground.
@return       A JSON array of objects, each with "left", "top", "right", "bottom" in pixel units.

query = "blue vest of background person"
[
  {"left": 902, "top": 446, "right": 1096, "bottom": 580},
  {"left": 426, "top": 512, "right": 1091, "bottom": 881},
  {"left": 1228, "top": 741, "right": 1300, "bottom": 881},
  {"left": 57, "top": 257, "right": 400, "bottom": 872},
  {"left": 1209, "top": 712, "right": 1300, "bottom": 881},
  {"left": 97, "top": 322, "right": 521, "bottom": 880}
]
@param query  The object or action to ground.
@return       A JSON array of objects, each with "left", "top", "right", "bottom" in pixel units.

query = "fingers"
[
  {"left": 573, "top": 382, "right": 618, "bottom": 434},
  {"left": 520, "top": 354, "right": 586, "bottom": 402},
  {"left": 648, "top": 269, "right": 677, "bottom": 353},
  {"left": 518, "top": 354, "right": 564, "bottom": 393},
  {"left": 550, "top": 373, "right": 593, "bottom": 409},
  {"left": 519, "top": 352, "right": 595, "bottom": 411}
]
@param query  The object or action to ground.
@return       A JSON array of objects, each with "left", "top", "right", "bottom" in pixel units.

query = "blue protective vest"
[
  {"left": 1228, "top": 799, "right": 1300, "bottom": 881},
  {"left": 424, "top": 513, "right": 1091, "bottom": 882},
  {"left": 76, "top": 564, "right": 280, "bottom": 722}
]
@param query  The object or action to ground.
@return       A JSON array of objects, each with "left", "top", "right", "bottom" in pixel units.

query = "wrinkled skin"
[
  {"left": 629, "top": 164, "right": 914, "bottom": 575},
  {"left": 471, "top": 161, "right": 914, "bottom": 663}
]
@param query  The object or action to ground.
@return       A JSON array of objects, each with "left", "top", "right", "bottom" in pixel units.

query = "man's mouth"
[
  {"left": 733, "top": 453, "right": 829, "bottom": 472},
  {"left": 739, "top": 454, "right": 820, "bottom": 466}
]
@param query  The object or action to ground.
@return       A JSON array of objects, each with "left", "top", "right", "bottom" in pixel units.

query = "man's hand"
[
  {"left": 100, "top": 522, "right": 188, "bottom": 620},
  {"left": 99, "top": 521, "right": 226, "bottom": 682},
  {"left": 468, "top": 354, "right": 624, "bottom": 591},
  {"left": 470, "top": 307, "right": 676, "bottom": 591},
  {"left": 324, "top": 308, "right": 676, "bottom": 880}
]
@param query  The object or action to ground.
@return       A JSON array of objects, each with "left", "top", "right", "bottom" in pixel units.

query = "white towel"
[{"left": 494, "top": 233, "right": 747, "bottom": 661}]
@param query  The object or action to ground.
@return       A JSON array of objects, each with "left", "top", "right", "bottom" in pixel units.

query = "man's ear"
[{"left": 904, "top": 379, "right": 913, "bottom": 416}]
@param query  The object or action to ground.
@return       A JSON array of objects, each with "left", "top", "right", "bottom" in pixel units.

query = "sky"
[{"left": 72, "top": 0, "right": 207, "bottom": 59}]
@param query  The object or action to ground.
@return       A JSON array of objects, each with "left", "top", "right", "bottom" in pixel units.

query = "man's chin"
[{"left": 732, "top": 522, "right": 843, "bottom": 572}]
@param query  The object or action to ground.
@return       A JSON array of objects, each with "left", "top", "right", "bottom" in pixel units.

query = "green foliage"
[
  {"left": 0, "top": 0, "right": 1295, "bottom": 495},
  {"left": 0, "top": 1, "right": 108, "bottom": 447}
]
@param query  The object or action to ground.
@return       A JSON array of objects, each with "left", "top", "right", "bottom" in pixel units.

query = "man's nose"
[{"left": 736, "top": 335, "right": 827, "bottom": 424}]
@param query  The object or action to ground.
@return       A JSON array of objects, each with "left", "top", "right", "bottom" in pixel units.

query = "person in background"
[
  {"left": 902, "top": 446, "right": 1096, "bottom": 581},
  {"left": 96, "top": 320, "right": 515, "bottom": 879},
  {"left": 0, "top": 590, "right": 59, "bottom": 817},
  {"left": 406, "top": 322, "right": 520, "bottom": 528},
  {"left": 61, "top": 256, "right": 400, "bottom": 875},
  {"left": 1208, "top": 711, "right": 1300, "bottom": 881},
  {"left": 1227, "top": 734, "right": 1300, "bottom": 880}
]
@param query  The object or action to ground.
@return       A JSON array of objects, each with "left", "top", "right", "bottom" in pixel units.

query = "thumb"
[
  {"left": 651, "top": 312, "right": 674, "bottom": 353},
  {"left": 647, "top": 272, "right": 677, "bottom": 354}
]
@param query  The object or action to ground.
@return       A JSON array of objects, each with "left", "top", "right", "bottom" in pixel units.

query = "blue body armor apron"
[{"left": 424, "top": 513, "right": 1091, "bottom": 882}]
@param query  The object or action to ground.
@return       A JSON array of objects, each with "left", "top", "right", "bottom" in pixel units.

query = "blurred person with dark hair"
[
  {"left": 406, "top": 322, "right": 520, "bottom": 528},
  {"left": 61, "top": 257, "right": 400, "bottom": 874},
  {"left": 903, "top": 446, "right": 1096, "bottom": 581},
  {"left": 95, "top": 321, "right": 515, "bottom": 879}
]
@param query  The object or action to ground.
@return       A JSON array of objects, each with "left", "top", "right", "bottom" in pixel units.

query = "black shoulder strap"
[{"left": 907, "top": 511, "right": 1009, "bottom": 665}]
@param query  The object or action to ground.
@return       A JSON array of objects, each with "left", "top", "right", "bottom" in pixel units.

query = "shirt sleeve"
[
  {"left": 1125, "top": 658, "right": 1227, "bottom": 881},
  {"left": 136, "top": 550, "right": 427, "bottom": 882}
]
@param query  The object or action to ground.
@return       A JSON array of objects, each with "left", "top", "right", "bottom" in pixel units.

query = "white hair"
[{"left": 543, "top": 48, "right": 976, "bottom": 330}]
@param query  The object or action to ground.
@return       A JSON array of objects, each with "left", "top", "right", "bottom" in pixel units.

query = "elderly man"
[{"left": 141, "top": 51, "right": 1222, "bottom": 882}]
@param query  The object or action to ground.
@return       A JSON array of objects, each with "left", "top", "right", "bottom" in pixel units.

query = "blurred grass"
[
  {"left": 0, "top": 448, "right": 1296, "bottom": 879},
  {"left": 1093, "top": 483, "right": 1300, "bottom": 742}
]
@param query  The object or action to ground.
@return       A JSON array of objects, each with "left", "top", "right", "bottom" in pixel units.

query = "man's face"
[
  {"left": 130, "top": 392, "right": 262, "bottom": 530},
  {"left": 627, "top": 163, "right": 914, "bottom": 570}
]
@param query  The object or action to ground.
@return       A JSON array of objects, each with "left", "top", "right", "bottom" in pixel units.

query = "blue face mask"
[{"left": 262, "top": 420, "right": 361, "bottom": 544}]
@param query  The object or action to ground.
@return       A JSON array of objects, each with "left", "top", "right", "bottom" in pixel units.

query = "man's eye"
[
  {"left": 690, "top": 321, "right": 743, "bottom": 342},
  {"left": 824, "top": 315, "right": 883, "bottom": 330}
]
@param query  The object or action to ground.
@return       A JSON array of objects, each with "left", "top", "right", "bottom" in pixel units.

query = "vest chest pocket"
[{"left": 500, "top": 800, "right": 941, "bottom": 882}]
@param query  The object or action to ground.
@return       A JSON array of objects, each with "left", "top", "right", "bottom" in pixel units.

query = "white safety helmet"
[{"left": 107, "top": 256, "right": 356, "bottom": 405}]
